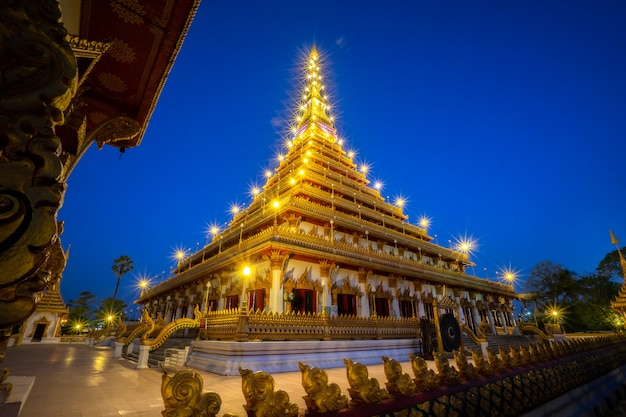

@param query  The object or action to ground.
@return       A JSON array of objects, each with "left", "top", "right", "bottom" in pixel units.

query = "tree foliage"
[
  {"left": 67, "top": 291, "right": 96, "bottom": 321},
  {"left": 525, "top": 261, "right": 579, "bottom": 304},
  {"left": 596, "top": 249, "right": 626, "bottom": 282},
  {"left": 111, "top": 255, "right": 134, "bottom": 301},
  {"left": 524, "top": 254, "right": 623, "bottom": 332}
]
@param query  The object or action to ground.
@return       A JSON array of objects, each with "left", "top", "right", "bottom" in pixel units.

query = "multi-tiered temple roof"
[{"left": 137, "top": 47, "right": 516, "bottom": 314}]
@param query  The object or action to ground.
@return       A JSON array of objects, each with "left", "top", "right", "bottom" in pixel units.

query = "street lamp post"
[{"left": 235, "top": 266, "right": 252, "bottom": 342}]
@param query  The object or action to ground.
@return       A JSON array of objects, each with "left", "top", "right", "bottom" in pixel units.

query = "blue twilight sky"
[{"left": 59, "top": 1, "right": 626, "bottom": 308}]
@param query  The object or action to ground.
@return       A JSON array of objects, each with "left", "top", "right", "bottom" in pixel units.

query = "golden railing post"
[
  {"left": 235, "top": 307, "right": 249, "bottom": 342},
  {"left": 322, "top": 313, "right": 330, "bottom": 341}
]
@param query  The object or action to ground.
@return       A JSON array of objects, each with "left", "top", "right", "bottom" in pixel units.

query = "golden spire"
[
  {"left": 610, "top": 230, "right": 626, "bottom": 280},
  {"left": 293, "top": 46, "right": 335, "bottom": 138}
]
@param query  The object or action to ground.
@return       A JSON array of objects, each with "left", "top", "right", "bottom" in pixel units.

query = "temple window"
[
  {"left": 424, "top": 302, "right": 434, "bottom": 320},
  {"left": 225, "top": 295, "right": 239, "bottom": 310},
  {"left": 374, "top": 297, "right": 390, "bottom": 317},
  {"left": 291, "top": 289, "right": 317, "bottom": 314},
  {"left": 249, "top": 289, "right": 265, "bottom": 312},
  {"left": 398, "top": 300, "right": 413, "bottom": 318},
  {"left": 337, "top": 293, "right": 357, "bottom": 316}
]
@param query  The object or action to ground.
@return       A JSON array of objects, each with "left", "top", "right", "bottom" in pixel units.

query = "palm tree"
[{"left": 111, "top": 255, "right": 134, "bottom": 303}]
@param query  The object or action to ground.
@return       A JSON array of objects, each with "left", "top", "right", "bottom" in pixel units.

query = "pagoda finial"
[
  {"left": 293, "top": 45, "right": 335, "bottom": 138},
  {"left": 610, "top": 230, "right": 626, "bottom": 281}
]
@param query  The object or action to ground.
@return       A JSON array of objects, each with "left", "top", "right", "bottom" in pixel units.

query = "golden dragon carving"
[
  {"left": 142, "top": 305, "right": 202, "bottom": 352},
  {"left": 518, "top": 323, "right": 553, "bottom": 342}
]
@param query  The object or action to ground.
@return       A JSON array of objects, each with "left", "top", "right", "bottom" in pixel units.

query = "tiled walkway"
[{"left": 3, "top": 343, "right": 426, "bottom": 417}]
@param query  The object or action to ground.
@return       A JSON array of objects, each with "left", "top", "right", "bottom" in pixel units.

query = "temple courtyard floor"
[{"left": 2, "top": 343, "right": 425, "bottom": 417}]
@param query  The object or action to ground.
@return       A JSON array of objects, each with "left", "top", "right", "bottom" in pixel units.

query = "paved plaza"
[{"left": 3, "top": 343, "right": 420, "bottom": 417}]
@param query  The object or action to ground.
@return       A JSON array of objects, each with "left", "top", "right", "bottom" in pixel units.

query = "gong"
[{"left": 439, "top": 313, "right": 461, "bottom": 352}]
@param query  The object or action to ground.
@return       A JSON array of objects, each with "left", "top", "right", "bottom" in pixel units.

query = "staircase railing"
[{"left": 141, "top": 305, "right": 202, "bottom": 352}]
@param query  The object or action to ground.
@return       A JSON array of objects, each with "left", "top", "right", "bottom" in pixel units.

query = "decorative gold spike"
[
  {"left": 471, "top": 349, "right": 491, "bottom": 376},
  {"left": 434, "top": 353, "right": 460, "bottom": 385},
  {"left": 499, "top": 346, "right": 514, "bottom": 369},
  {"left": 299, "top": 362, "right": 348, "bottom": 413},
  {"left": 239, "top": 368, "right": 298, "bottom": 417},
  {"left": 487, "top": 348, "right": 504, "bottom": 374},
  {"left": 344, "top": 359, "right": 389, "bottom": 404},
  {"left": 382, "top": 356, "right": 417, "bottom": 397},
  {"left": 161, "top": 369, "right": 230, "bottom": 417},
  {"left": 409, "top": 354, "right": 439, "bottom": 390},
  {"left": 453, "top": 350, "right": 478, "bottom": 381}
]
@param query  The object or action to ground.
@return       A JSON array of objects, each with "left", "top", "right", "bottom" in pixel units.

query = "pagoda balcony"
[{"left": 141, "top": 220, "right": 514, "bottom": 303}]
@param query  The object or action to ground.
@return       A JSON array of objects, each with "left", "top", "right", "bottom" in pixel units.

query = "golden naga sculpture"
[
  {"left": 408, "top": 353, "right": 439, "bottom": 391},
  {"left": 382, "top": 356, "right": 417, "bottom": 397},
  {"left": 141, "top": 305, "right": 202, "bottom": 352},
  {"left": 298, "top": 362, "right": 348, "bottom": 413},
  {"left": 115, "top": 318, "right": 127, "bottom": 340},
  {"left": 434, "top": 353, "right": 460, "bottom": 385},
  {"left": 453, "top": 350, "right": 478, "bottom": 381},
  {"left": 140, "top": 309, "right": 157, "bottom": 342},
  {"left": 518, "top": 323, "right": 553, "bottom": 342},
  {"left": 239, "top": 368, "right": 298, "bottom": 417},
  {"left": 161, "top": 368, "right": 236, "bottom": 417},
  {"left": 459, "top": 322, "right": 486, "bottom": 345},
  {"left": 343, "top": 359, "right": 389, "bottom": 405}
]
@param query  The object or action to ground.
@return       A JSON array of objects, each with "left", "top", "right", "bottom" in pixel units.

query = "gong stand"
[{"left": 432, "top": 288, "right": 460, "bottom": 353}]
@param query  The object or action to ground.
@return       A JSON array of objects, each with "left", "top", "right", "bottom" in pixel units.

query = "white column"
[
  {"left": 113, "top": 342, "right": 124, "bottom": 358},
  {"left": 498, "top": 306, "right": 509, "bottom": 335},
  {"left": 486, "top": 307, "right": 497, "bottom": 336},
  {"left": 136, "top": 345, "right": 150, "bottom": 369}
]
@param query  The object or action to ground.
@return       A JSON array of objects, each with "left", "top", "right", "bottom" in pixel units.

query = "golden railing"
[
  {"left": 117, "top": 322, "right": 149, "bottom": 346},
  {"left": 459, "top": 322, "right": 486, "bottom": 345},
  {"left": 161, "top": 334, "right": 626, "bottom": 417},
  {"left": 198, "top": 310, "right": 421, "bottom": 342},
  {"left": 141, "top": 305, "right": 202, "bottom": 351},
  {"left": 519, "top": 323, "right": 553, "bottom": 342}
]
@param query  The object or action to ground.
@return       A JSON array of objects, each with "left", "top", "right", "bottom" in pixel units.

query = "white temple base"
[{"left": 187, "top": 339, "right": 422, "bottom": 376}]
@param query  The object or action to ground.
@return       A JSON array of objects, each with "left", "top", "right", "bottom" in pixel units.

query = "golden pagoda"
[{"left": 136, "top": 47, "right": 518, "bottom": 373}]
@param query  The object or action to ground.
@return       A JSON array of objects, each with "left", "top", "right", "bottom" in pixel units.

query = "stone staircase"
[
  {"left": 124, "top": 328, "right": 198, "bottom": 368},
  {"left": 460, "top": 332, "right": 536, "bottom": 356}
]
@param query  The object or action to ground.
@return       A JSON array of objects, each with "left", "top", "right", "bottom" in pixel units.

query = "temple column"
[
  {"left": 470, "top": 293, "right": 482, "bottom": 332},
  {"left": 218, "top": 273, "right": 228, "bottom": 310},
  {"left": 453, "top": 289, "right": 464, "bottom": 324},
  {"left": 485, "top": 303, "right": 497, "bottom": 335},
  {"left": 498, "top": 304, "right": 509, "bottom": 335},
  {"left": 506, "top": 299, "right": 519, "bottom": 330},
  {"left": 388, "top": 275, "right": 399, "bottom": 317},
  {"left": 268, "top": 251, "right": 290, "bottom": 313},
  {"left": 357, "top": 268, "right": 371, "bottom": 318},
  {"left": 416, "top": 282, "right": 426, "bottom": 318},
  {"left": 319, "top": 260, "right": 333, "bottom": 315}
]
